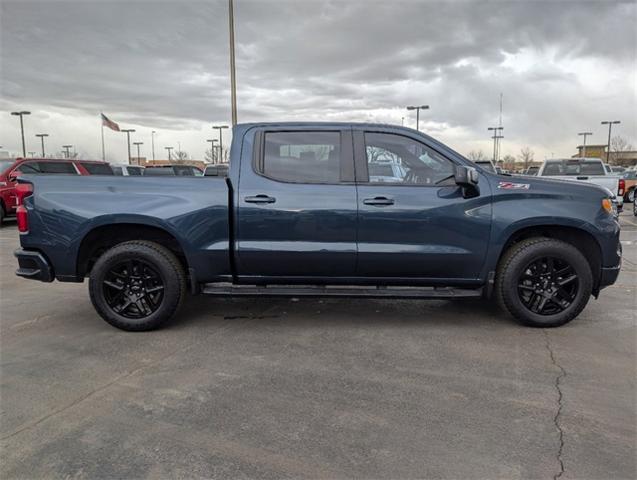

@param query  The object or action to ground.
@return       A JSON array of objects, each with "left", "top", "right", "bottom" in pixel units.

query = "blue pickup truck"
[{"left": 14, "top": 123, "right": 621, "bottom": 330}]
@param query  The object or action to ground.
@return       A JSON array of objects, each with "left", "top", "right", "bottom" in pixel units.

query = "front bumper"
[
  {"left": 599, "top": 265, "right": 621, "bottom": 289},
  {"left": 14, "top": 249, "right": 54, "bottom": 282}
]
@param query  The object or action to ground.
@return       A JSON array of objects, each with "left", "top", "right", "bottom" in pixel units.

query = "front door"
[
  {"left": 354, "top": 130, "right": 492, "bottom": 281},
  {"left": 236, "top": 127, "right": 358, "bottom": 279}
]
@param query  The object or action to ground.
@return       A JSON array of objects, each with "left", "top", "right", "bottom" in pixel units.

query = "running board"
[{"left": 200, "top": 283, "right": 483, "bottom": 299}]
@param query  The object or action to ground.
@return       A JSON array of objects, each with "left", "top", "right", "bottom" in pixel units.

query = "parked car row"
[{"left": 1, "top": 157, "right": 225, "bottom": 224}]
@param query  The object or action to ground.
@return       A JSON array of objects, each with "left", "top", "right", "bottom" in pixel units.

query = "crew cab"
[
  {"left": 0, "top": 158, "right": 112, "bottom": 225},
  {"left": 14, "top": 123, "right": 622, "bottom": 331},
  {"left": 537, "top": 158, "right": 624, "bottom": 211}
]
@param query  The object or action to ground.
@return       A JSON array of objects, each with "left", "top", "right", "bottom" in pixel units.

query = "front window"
[
  {"left": 0, "top": 160, "right": 14, "bottom": 174},
  {"left": 364, "top": 133, "right": 454, "bottom": 185}
]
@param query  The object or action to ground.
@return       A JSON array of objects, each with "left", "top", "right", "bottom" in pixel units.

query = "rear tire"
[
  {"left": 89, "top": 241, "right": 186, "bottom": 331},
  {"left": 496, "top": 238, "right": 592, "bottom": 328}
]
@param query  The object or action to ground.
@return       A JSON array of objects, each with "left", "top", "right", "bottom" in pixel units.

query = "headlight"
[{"left": 602, "top": 198, "right": 618, "bottom": 216}]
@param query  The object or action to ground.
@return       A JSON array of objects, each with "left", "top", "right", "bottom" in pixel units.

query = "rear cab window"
[{"left": 542, "top": 160, "right": 605, "bottom": 176}]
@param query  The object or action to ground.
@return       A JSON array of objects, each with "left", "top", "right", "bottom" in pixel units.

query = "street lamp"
[
  {"left": 121, "top": 129, "right": 135, "bottom": 164},
  {"left": 151, "top": 130, "right": 156, "bottom": 161},
  {"left": 207, "top": 139, "right": 218, "bottom": 163},
  {"left": 213, "top": 125, "right": 229, "bottom": 162},
  {"left": 228, "top": 0, "right": 237, "bottom": 125},
  {"left": 406, "top": 105, "right": 429, "bottom": 131},
  {"left": 488, "top": 126, "right": 504, "bottom": 163},
  {"left": 133, "top": 142, "right": 143, "bottom": 164},
  {"left": 35, "top": 133, "right": 49, "bottom": 157},
  {"left": 11, "top": 111, "right": 31, "bottom": 157},
  {"left": 578, "top": 132, "right": 593, "bottom": 158},
  {"left": 62, "top": 145, "right": 73, "bottom": 158},
  {"left": 601, "top": 121, "right": 620, "bottom": 164},
  {"left": 165, "top": 146, "right": 174, "bottom": 161}
]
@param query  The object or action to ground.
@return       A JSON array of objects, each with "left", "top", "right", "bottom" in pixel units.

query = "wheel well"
[
  {"left": 77, "top": 224, "right": 188, "bottom": 278},
  {"left": 499, "top": 225, "right": 602, "bottom": 291}
]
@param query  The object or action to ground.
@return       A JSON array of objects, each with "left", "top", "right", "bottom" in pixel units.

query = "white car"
[{"left": 538, "top": 158, "right": 624, "bottom": 211}]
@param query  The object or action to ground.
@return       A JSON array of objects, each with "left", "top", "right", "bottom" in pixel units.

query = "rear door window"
[
  {"left": 81, "top": 162, "right": 113, "bottom": 175},
  {"left": 37, "top": 162, "right": 78, "bottom": 174},
  {"left": 261, "top": 131, "right": 342, "bottom": 183}
]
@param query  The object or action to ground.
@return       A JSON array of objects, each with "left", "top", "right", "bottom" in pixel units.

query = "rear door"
[
  {"left": 236, "top": 127, "right": 357, "bottom": 278},
  {"left": 354, "top": 130, "right": 492, "bottom": 280}
]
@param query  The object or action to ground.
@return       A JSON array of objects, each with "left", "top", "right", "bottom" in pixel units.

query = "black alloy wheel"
[
  {"left": 103, "top": 259, "right": 165, "bottom": 319},
  {"left": 89, "top": 241, "right": 186, "bottom": 331},
  {"left": 517, "top": 256, "right": 579, "bottom": 316}
]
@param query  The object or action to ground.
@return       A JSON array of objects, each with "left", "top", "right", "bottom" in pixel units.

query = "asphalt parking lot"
[{"left": 1, "top": 213, "right": 635, "bottom": 479}]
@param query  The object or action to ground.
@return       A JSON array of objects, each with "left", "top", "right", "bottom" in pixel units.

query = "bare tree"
[
  {"left": 611, "top": 135, "right": 633, "bottom": 153},
  {"left": 204, "top": 149, "right": 215, "bottom": 163},
  {"left": 467, "top": 150, "right": 486, "bottom": 161},
  {"left": 518, "top": 147, "right": 534, "bottom": 170},
  {"left": 172, "top": 150, "right": 189, "bottom": 163},
  {"left": 502, "top": 154, "right": 516, "bottom": 170}
]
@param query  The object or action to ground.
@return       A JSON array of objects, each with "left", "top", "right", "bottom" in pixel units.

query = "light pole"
[
  {"left": 406, "top": 105, "right": 429, "bottom": 131},
  {"left": 488, "top": 126, "right": 504, "bottom": 163},
  {"left": 578, "top": 132, "right": 593, "bottom": 158},
  {"left": 11, "top": 111, "right": 31, "bottom": 157},
  {"left": 133, "top": 142, "right": 143, "bottom": 164},
  {"left": 401, "top": 117, "right": 405, "bottom": 126},
  {"left": 62, "top": 145, "right": 73, "bottom": 158},
  {"left": 121, "top": 129, "right": 135, "bottom": 164},
  {"left": 151, "top": 130, "right": 156, "bottom": 161},
  {"left": 165, "top": 146, "right": 173, "bottom": 161},
  {"left": 207, "top": 139, "right": 218, "bottom": 163},
  {"left": 213, "top": 125, "right": 229, "bottom": 162},
  {"left": 35, "top": 133, "right": 49, "bottom": 157},
  {"left": 228, "top": 0, "right": 238, "bottom": 125},
  {"left": 601, "top": 121, "right": 620, "bottom": 164}
]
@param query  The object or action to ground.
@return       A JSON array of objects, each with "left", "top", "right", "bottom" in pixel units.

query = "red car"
[{"left": 0, "top": 158, "right": 113, "bottom": 225}]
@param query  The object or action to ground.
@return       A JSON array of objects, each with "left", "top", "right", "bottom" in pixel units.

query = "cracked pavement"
[{"left": 1, "top": 213, "right": 635, "bottom": 479}]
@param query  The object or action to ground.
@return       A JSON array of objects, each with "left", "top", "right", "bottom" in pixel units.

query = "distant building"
[
  {"left": 141, "top": 159, "right": 207, "bottom": 171},
  {"left": 572, "top": 145, "right": 637, "bottom": 167}
]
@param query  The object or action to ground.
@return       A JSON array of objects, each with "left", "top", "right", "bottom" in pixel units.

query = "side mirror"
[
  {"left": 455, "top": 166, "right": 480, "bottom": 198},
  {"left": 8, "top": 171, "right": 22, "bottom": 183}
]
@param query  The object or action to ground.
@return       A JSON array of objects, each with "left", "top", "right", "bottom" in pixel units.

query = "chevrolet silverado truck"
[
  {"left": 14, "top": 123, "right": 622, "bottom": 330},
  {"left": 537, "top": 158, "right": 624, "bottom": 211}
]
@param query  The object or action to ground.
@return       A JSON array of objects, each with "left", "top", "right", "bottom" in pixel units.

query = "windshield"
[
  {"left": 542, "top": 160, "right": 605, "bottom": 176},
  {"left": 0, "top": 160, "right": 15, "bottom": 173}
]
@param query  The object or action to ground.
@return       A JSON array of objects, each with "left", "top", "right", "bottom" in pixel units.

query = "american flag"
[{"left": 101, "top": 113, "right": 120, "bottom": 131}]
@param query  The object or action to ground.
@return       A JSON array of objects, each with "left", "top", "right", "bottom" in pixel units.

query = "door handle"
[
  {"left": 363, "top": 196, "right": 394, "bottom": 206},
  {"left": 244, "top": 194, "right": 276, "bottom": 204}
]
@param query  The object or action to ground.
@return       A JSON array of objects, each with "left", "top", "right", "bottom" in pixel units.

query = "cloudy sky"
[{"left": 1, "top": 0, "right": 636, "bottom": 163}]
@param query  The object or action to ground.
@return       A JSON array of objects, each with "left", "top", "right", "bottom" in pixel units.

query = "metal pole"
[
  {"left": 19, "top": 115, "right": 26, "bottom": 157},
  {"left": 151, "top": 131, "right": 156, "bottom": 161},
  {"left": 601, "top": 121, "right": 620, "bottom": 164},
  {"left": 416, "top": 108, "right": 420, "bottom": 132},
  {"left": 101, "top": 124, "right": 105, "bottom": 160},
  {"left": 578, "top": 132, "right": 592, "bottom": 158},
  {"left": 229, "top": 0, "right": 238, "bottom": 126},
  {"left": 36, "top": 134, "right": 48, "bottom": 157},
  {"left": 127, "top": 132, "right": 131, "bottom": 164}
]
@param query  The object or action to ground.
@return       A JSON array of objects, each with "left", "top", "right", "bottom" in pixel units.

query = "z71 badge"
[{"left": 498, "top": 181, "right": 530, "bottom": 190}]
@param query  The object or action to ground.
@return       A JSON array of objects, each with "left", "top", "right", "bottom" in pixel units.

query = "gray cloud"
[{"left": 1, "top": 0, "right": 635, "bottom": 161}]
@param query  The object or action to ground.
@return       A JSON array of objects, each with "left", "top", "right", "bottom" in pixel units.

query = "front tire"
[
  {"left": 496, "top": 238, "right": 593, "bottom": 328},
  {"left": 89, "top": 241, "right": 186, "bottom": 331}
]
